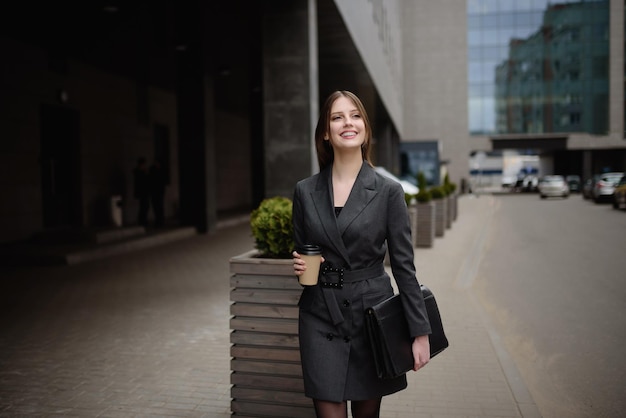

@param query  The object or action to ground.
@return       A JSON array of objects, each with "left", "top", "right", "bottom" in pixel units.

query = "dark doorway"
[{"left": 40, "top": 104, "right": 81, "bottom": 228}]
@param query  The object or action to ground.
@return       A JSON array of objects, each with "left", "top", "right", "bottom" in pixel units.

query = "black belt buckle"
[{"left": 321, "top": 265, "right": 344, "bottom": 289}]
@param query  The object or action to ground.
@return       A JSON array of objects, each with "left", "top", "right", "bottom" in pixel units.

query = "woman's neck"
[
  {"left": 331, "top": 151, "right": 363, "bottom": 207},
  {"left": 332, "top": 150, "right": 363, "bottom": 182}
]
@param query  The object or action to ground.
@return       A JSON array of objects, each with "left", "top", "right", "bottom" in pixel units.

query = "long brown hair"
[{"left": 314, "top": 91, "right": 373, "bottom": 170}]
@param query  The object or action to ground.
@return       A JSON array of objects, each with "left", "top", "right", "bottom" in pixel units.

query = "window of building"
[{"left": 467, "top": 0, "right": 609, "bottom": 135}]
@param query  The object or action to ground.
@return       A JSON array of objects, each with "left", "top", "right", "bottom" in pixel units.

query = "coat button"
[
  {"left": 342, "top": 299, "right": 351, "bottom": 307},
  {"left": 326, "top": 333, "right": 334, "bottom": 341},
  {"left": 344, "top": 336, "right": 351, "bottom": 343}
]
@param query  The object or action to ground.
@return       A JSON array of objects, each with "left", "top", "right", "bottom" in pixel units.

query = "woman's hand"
[
  {"left": 292, "top": 251, "right": 306, "bottom": 276},
  {"left": 292, "top": 251, "right": 324, "bottom": 276},
  {"left": 412, "top": 335, "right": 430, "bottom": 371}
]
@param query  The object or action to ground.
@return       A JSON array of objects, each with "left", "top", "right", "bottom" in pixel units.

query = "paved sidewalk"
[{"left": 0, "top": 195, "right": 540, "bottom": 417}]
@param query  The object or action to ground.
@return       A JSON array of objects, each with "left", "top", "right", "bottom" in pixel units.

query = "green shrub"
[
  {"left": 416, "top": 171, "right": 428, "bottom": 191},
  {"left": 250, "top": 196, "right": 294, "bottom": 258},
  {"left": 415, "top": 190, "right": 432, "bottom": 203},
  {"left": 430, "top": 186, "right": 445, "bottom": 199},
  {"left": 414, "top": 171, "right": 432, "bottom": 202},
  {"left": 404, "top": 193, "right": 416, "bottom": 206},
  {"left": 443, "top": 173, "right": 457, "bottom": 195}
]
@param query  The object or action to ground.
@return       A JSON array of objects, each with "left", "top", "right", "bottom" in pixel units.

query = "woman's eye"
[
  {"left": 332, "top": 116, "right": 342, "bottom": 121},
  {"left": 351, "top": 114, "right": 361, "bottom": 119}
]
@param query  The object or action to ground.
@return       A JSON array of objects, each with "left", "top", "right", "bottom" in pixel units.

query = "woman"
[{"left": 292, "top": 91, "right": 432, "bottom": 418}]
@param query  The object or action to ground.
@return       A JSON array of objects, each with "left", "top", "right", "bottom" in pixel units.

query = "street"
[{"left": 472, "top": 193, "right": 626, "bottom": 418}]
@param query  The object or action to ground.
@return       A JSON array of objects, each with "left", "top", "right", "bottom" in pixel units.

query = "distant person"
[
  {"left": 133, "top": 157, "right": 150, "bottom": 227},
  {"left": 461, "top": 178, "right": 468, "bottom": 194},
  {"left": 149, "top": 159, "right": 166, "bottom": 227}
]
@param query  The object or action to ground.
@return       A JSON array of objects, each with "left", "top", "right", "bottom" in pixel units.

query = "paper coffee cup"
[{"left": 297, "top": 245, "right": 322, "bottom": 286}]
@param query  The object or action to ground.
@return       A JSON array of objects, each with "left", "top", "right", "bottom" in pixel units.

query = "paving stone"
[{"left": 0, "top": 197, "right": 540, "bottom": 417}]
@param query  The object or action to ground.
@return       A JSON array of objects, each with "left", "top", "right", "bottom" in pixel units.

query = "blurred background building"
[{"left": 0, "top": 0, "right": 624, "bottom": 244}]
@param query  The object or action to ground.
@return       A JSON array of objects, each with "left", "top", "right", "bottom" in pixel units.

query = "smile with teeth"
[{"left": 341, "top": 131, "right": 358, "bottom": 139}]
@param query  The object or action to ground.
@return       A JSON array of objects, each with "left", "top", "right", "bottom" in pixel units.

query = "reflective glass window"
[
  {"left": 498, "top": 13, "right": 515, "bottom": 27},
  {"left": 482, "top": 29, "right": 500, "bottom": 46},
  {"left": 468, "top": 30, "right": 482, "bottom": 46},
  {"left": 482, "top": 14, "right": 499, "bottom": 27},
  {"left": 468, "top": 15, "right": 481, "bottom": 29},
  {"left": 467, "top": 0, "right": 609, "bottom": 135}
]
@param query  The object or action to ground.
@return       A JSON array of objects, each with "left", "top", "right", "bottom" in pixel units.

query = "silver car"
[
  {"left": 538, "top": 175, "right": 569, "bottom": 199},
  {"left": 593, "top": 172, "right": 624, "bottom": 203}
]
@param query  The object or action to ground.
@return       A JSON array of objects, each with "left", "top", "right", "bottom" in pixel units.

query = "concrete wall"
[
  {"left": 334, "top": 0, "right": 404, "bottom": 135},
  {"left": 263, "top": 0, "right": 316, "bottom": 198},
  {"left": 401, "top": 0, "right": 471, "bottom": 187}
]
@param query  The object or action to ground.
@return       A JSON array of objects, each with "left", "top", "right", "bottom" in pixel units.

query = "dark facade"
[{"left": 0, "top": 0, "right": 398, "bottom": 243}]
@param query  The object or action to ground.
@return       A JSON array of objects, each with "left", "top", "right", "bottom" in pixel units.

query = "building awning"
[{"left": 489, "top": 133, "right": 568, "bottom": 151}]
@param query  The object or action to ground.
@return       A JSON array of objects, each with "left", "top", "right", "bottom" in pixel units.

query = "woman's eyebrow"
[{"left": 330, "top": 109, "right": 358, "bottom": 116}]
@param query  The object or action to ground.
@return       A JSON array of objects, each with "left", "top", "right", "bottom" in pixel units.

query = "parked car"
[
  {"left": 582, "top": 175, "right": 599, "bottom": 199},
  {"left": 374, "top": 166, "right": 419, "bottom": 195},
  {"left": 566, "top": 175, "right": 581, "bottom": 193},
  {"left": 613, "top": 175, "right": 626, "bottom": 210},
  {"left": 538, "top": 175, "right": 569, "bottom": 199},
  {"left": 593, "top": 172, "right": 624, "bottom": 203}
]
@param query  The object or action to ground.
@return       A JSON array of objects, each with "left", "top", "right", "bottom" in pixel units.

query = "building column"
[
  {"left": 609, "top": 0, "right": 624, "bottom": 141},
  {"left": 262, "top": 0, "right": 317, "bottom": 198},
  {"left": 582, "top": 150, "right": 592, "bottom": 181},
  {"left": 175, "top": 3, "right": 217, "bottom": 233}
]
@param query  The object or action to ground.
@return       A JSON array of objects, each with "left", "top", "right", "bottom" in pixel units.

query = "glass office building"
[{"left": 468, "top": 0, "right": 609, "bottom": 135}]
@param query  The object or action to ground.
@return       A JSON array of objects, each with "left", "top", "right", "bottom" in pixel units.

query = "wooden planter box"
[
  {"left": 229, "top": 250, "right": 315, "bottom": 417},
  {"left": 452, "top": 193, "right": 458, "bottom": 221},
  {"left": 446, "top": 195, "right": 453, "bottom": 229},
  {"left": 414, "top": 201, "right": 435, "bottom": 248},
  {"left": 434, "top": 198, "right": 447, "bottom": 237},
  {"left": 408, "top": 205, "right": 418, "bottom": 246}
]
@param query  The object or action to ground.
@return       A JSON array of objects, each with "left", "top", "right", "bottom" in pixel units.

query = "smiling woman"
[
  {"left": 292, "top": 91, "right": 433, "bottom": 418},
  {"left": 328, "top": 97, "right": 365, "bottom": 145},
  {"left": 314, "top": 91, "right": 373, "bottom": 171}
]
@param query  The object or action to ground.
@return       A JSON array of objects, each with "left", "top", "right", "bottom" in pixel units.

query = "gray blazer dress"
[{"left": 292, "top": 162, "right": 432, "bottom": 402}]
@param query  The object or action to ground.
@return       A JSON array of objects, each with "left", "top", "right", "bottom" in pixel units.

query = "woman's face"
[{"left": 326, "top": 96, "right": 366, "bottom": 152}]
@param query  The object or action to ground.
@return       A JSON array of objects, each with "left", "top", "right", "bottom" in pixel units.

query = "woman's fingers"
[
  {"left": 293, "top": 251, "right": 305, "bottom": 275},
  {"left": 412, "top": 335, "right": 430, "bottom": 371},
  {"left": 293, "top": 251, "right": 324, "bottom": 275}
]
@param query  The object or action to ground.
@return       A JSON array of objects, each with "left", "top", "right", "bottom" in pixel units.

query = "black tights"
[{"left": 313, "top": 398, "right": 382, "bottom": 418}]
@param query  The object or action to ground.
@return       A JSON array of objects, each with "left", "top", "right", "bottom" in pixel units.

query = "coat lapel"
[
  {"left": 310, "top": 162, "right": 379, "bottom": 268},
  {"left": 336, "top": 163, "right": 378, "bottom": 236},
  {"left": 311, "top": 167, "right": 351, "bottom": 266}
]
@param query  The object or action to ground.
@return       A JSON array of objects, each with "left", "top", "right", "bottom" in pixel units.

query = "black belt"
[
  {"left": 320, "top": 263, "right": 385, "bottom": 289},
  {"left": 319, "top": 264, "right": 385, "bottom": 325}
]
